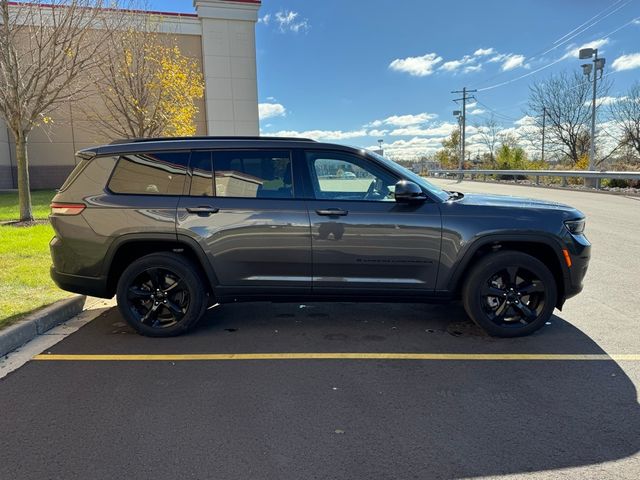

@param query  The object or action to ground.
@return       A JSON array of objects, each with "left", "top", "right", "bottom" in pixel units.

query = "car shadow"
[{"left": 39, "top": 301, "right": 640, "bottom": 479}]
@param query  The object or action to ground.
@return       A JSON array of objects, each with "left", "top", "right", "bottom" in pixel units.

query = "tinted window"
[
  {"left": 305, "top": 151, "right": 397, "bottom": 201},
  {"left": 213, "top": 150, "right": 293, "bottom": 199},
  {"left": 189, "top": 151, "right": 213, "bottom": 197},
  {"left": 108, "top": 152, "right": 189, "bottom": 195}
]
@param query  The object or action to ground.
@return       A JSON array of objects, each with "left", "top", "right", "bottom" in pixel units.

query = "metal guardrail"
[{"left": 427, "top": 169, "right": 640, "bottom": 182}]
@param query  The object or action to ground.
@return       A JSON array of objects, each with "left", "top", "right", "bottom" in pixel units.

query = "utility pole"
[
  {"left": 541, "top": 106, "right": 546, "bottom": 163},
  {"left": 451, "top": 87, "right": 477, "bottom": 181}
]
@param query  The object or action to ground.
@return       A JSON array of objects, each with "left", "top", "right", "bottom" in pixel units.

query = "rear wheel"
[
  {"left": 116, "top": 253, "right": 207, "bottom": 337},
  {"left": 462, "top": 251, "right": 557, "bottom": 337}
]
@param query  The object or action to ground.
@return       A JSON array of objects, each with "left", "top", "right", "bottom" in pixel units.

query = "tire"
[
  {"left": 462, "top": 250, "right": 557, "bottom": 337},
  {"left": 116, "top": 252, "right": 207, "bottom": 337}
]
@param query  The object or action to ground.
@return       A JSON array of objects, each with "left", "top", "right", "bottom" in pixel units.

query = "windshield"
[{"left": 366, "top": 151, "right": 450, "bottom": 202}]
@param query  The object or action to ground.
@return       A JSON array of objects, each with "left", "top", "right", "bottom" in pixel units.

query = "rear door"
[
  {"left": 302, "top": 149, "right": 442, "bottom": 294},
  {"left": 177, "top": 149, "right": 312, "bottom": 295}
]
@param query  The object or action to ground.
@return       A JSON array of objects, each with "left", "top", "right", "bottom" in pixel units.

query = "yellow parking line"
[{"left": 33, "top": 353, "right": 640, "bottom": 361}]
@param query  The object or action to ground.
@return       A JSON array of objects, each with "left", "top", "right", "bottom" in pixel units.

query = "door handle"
[
  {"left": 186, "top": 206, "right": 219, "bottom": 216},
  {"left": 316, "top": 208, "right": 348, "bottom": 216}
]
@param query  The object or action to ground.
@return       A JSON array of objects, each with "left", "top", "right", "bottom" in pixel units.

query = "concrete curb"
[{"left": 0, "top": 296, "right": 86, "bottom": 358}]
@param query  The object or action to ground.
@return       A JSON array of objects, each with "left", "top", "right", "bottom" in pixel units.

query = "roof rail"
[{"left": 109, "top": 136, "right": 316, "bottom": 145}]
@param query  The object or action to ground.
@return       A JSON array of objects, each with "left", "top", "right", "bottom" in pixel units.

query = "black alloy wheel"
[
  {"left": 462, "top": 251, "right": 557, "bottom": 337},
  {"left": 116, "top": 253, "right": 207, "bottom": 337}
]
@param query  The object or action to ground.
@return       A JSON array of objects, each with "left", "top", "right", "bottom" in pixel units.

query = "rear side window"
[
  {"left": 108, "top": 152, "right": 189, "bottom": 195},
  {"left": 213, "top": 150, "right": 293, "bottom": 199},
  {"left": 58, "top": 159, "right": 89, "bottom": 192}
]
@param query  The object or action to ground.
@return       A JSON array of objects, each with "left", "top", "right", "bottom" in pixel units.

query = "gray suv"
[{"left": 49, "top": 137, "right": 591, "bottom": 337}]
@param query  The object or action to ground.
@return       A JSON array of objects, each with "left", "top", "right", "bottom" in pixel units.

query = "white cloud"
[
  {"left": 439, "top": 54, "right": 482, "bottom": 73},
  {"left": 389, "top": 122, "right": 461, "bottom": 137},
  {"left": 268, "top": 129, "right": 367, "bottom": 141},
  {"left": 514, "top": 115, "right": 536, "bottom": 126},
  {"left": 367, "top": 112, "right": 438, "bottom": 128},
  {"left": 474, "top": 48, "right": 495, "bottom": 56},
  {"left": 596, "top": 96, "right": 628, "bottom": 106},
  {"left": 258, "top": 103, "right": 286, "bottom": 119},
  {"left": 562, "top": 38, "right": 610, "bottom": 60},
  {"left": 469, "top": 108, "right": 486, "bottom": 115},
  {"left": 488, "top": 54, "right": 506, "bottom": 63},
  {"left": 258, "top": 13, "right": 271, "bottom": 25},
  {"left": 273, "top": 10, "right": 310, "bottom": 33},
  {"left": 389, "top": 53, "right": 443, "bottom": 76},
  {"left": 464, "top": 64, "right": 482, "bottom": 73},
  {"left": 367, "top": 129, "right": 389, "bottom": 137},
  {"left": 633, "top": 18, "right": 640, "bottom": 25},
  {"left": 612, "top": 53, "right": 640, "bottom": 71},
  {"left": 372, "top": 137, "right": 449, "bottom": 157},
  {"left": 501, "top": 54, "right": 526, "bottom": 71}
]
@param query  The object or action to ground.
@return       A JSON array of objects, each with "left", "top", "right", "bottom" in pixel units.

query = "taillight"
[{"left": 50, "top": 202, "right": 85, "bottom": 215}]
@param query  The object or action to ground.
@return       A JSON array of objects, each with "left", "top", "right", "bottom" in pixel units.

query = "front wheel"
[
  {"left": 462, "top": 251, "right": 557, "bottom": 337},
  {"left": 116, "top": 253, "right": 207, "bottom": 337}
]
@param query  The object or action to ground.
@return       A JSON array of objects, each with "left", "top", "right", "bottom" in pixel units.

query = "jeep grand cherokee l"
[{"left": 49, "top": 137, "right": 591, "bottom": 337}]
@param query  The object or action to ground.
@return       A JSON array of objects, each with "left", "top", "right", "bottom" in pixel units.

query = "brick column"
[{"left": 194, "top": 0, "right": 261, "bottom": 136}]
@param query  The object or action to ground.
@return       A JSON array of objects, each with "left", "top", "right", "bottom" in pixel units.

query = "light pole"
[{"left": 578, "top": 47, "right": 606, "bottom": 173}]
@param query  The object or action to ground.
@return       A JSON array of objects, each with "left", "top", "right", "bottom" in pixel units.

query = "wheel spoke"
[
  {"left": 505, "top": 266, "right": 519, "bottom": 285},
  {"left": 128, "top": 286, "right": 152, "bottom": 299},
  {"left": 482, "top": 283, "right": 506, "bottom": 297},
  {"left": 513, "top": 302, "right": 537, "bottom": 322},
  {"left": 519, "top": 280, "right": 544, "bottom": 295},
  {"left": 165, "top": 300, "right": 185, "bottom": 320},
  {"left": 140, "top": 304, "right": 159, "bottom": 325},
  {"left": 147, "top": 268, "right": 165, "bottom": 290},
  {"left": 163, "top": 279, "right": 183, "bottom": 293}
]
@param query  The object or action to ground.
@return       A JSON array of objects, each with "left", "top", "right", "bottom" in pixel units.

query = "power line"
[
  {"left": 538, "top": 0, "right": 632, "bottom": 57},
  {"left": 473, "top": 99, "right": 520, "bottom": 121},
  {"left": 473, "top": 1, "right": 635, "bottom": 91},
  {"left": 552, "top": 0, "right": 625, "bottom": 45}
]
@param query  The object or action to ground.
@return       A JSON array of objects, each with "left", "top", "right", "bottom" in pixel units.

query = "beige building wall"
[
  {"left": 2, "top": 0, "right": 260, "bottom": 190},
  {"left": 0, "top": 119, "right": 12, "bottom": 189}
]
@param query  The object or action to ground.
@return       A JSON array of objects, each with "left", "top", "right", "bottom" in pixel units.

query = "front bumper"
[{"left": 562, "top": 232, "right": 591, "bottom": 301}]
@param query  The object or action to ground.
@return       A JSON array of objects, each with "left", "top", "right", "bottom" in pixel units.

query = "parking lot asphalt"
[{"left": 1, "top": 181, "right": 640, "bottom": 480}]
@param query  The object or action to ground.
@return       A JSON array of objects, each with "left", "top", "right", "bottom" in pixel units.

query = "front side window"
[
  {"left": 108, "top": 151, "right": 189, "bottom": 195},
  {"left": 213, "top": 150, "right": 293, "bottom": 199},
  {"left": 305, "top": 151, "right": 397, "bottom": 201}
]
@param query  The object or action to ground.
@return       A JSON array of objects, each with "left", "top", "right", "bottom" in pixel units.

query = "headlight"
[{"left": 565, "top": 219, "right": 585, "bottom": 235}]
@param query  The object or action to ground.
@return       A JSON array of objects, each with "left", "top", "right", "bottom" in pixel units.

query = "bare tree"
[
  {"left": 475, "top": 114, "right": 502, "bottom": 163},
  {"left": 610, "top": 81, "right": 640, "bottom": 158},
  {"left": 527, "top": 71, "right": 610, "bottom": 166},
  {"left": 0, "top": 1, "right": 123, "bottom": 221}
]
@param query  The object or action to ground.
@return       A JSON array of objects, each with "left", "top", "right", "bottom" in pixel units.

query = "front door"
[
  {"left": 177, "top": 149, "right": 312, "bottom": 294},
  {"left": 302, "top": 150, "right": 442, "bottom": 294}
]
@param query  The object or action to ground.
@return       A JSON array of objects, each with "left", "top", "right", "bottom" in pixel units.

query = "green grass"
[
  {"left": 0, "top": 190, "right": 71, "bottom": 328},
  {"left": 0, "top": 189, "right": 56, "bottom": 221}
]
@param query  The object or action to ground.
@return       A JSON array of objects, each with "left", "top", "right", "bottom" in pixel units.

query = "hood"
[{"left": 456, "top": 192, "right": 575, "bottom": 212}]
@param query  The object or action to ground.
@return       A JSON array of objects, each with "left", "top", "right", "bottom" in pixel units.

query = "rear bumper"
[{"left": 50, "top": 267, "right": 111, "bottom": 298}]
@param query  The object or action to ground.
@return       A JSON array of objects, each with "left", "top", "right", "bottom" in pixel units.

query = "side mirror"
[{"left": 394, "top": 180, "right": 427, "bottom": 203}]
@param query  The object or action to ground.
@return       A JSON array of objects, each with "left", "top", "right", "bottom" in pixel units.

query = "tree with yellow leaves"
[{"left": 89, "top": 19, "right": 204, "bottom": 139}]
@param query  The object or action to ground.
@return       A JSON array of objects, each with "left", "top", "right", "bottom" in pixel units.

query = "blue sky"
[{"left": 152, "top": 0, "right": 640, "bottom": 158}]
